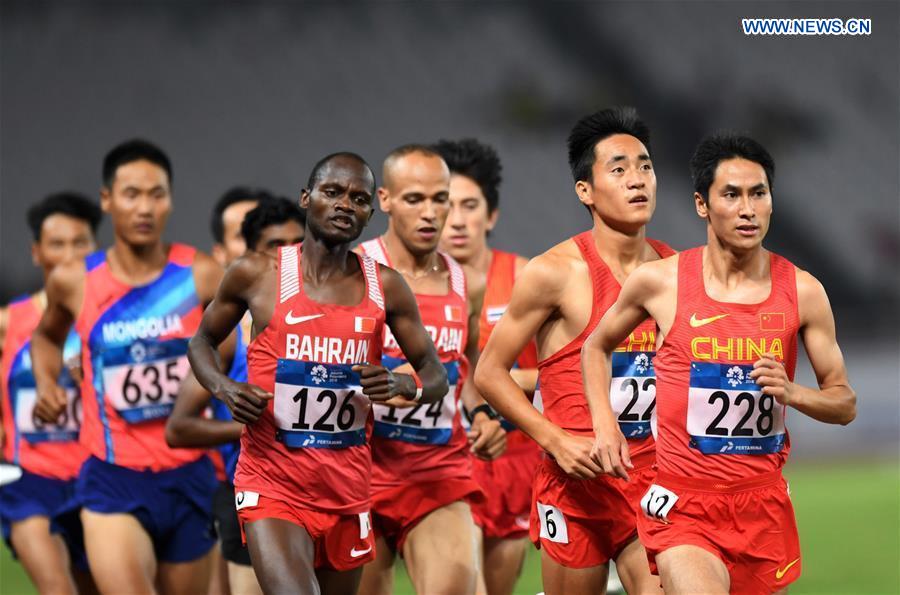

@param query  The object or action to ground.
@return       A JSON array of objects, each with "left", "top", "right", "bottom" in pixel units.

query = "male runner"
[
  {"left": 435, "top": 138, "right": 541, "bottom": 595},
  {"left": 167, "top": 197, "right": 305, "bottom": 595},
  {"left": 583, "top": 132, "right": 856, "bottom": 595},
  {"left": 0, "top": 193, "right": 101, "bottom": 594},
  {"left": 210, "top": 186, "right": 280, "bottom": 267},
  {"left": 474, "top": 108, "right": 672, "bottom": 595},
  {"left": 187, "top": 152, "right": 449, "bottom": 595},
  {"left": 357, "top": 145, "right": 505, "bottom": 595},
  {"left": 32, "top": 139, "right": 224, "bottom": 594}
]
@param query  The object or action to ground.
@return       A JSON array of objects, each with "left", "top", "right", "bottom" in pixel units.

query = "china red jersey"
[
  {"left": 76, "top": 244, "right": 206, "bottom": 471},
  {"left": 236, "top": 245, "right": 386, "bottom": 514},
  {"left": 1, "top": 296, "right": 87, "bottom": 479},
  {"left": 538, "top": 232, "right": 674, "bottom": 462},
  {"left": 359, "top": 238, "right": 471, "bottom": 489},
  {"left": 653, "top": 247, "right": 798, "bottom": 482}
]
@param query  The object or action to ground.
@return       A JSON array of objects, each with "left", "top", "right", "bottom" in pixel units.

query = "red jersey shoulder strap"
[
  {"left": 279, "top": 245, "right": 301, "bottom": 304},
  {"left": 358, "top": 238, "right": 389, "bottom": 266},
  {"left": 359, "top": 254, "right": 385, "bottom": 311},
  {"left": 648, "top": 238, "right": 676, "bottom": 259},
  {"left": 769, "top": 252, "right": 799, "bottom": 310},
  {"left": 169, "top": 243, "right": 196, "bottom": 266},
  {"left": 442, "top": 252, "right": 467, "bottom": 299},
  {"left": 572, "top": 231, "right": 606, "bottom": 323}
]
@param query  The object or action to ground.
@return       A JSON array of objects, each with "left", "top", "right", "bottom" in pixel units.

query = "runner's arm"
[
  {"left": 188, "top": 255, "right": 273, "bottom": 424},
  {"left": 31, "top": 262, "right": 83, "bottom": 422},
  {"left": 582, "top": 263, "right": 664, "bottom": 479},
  {"left": 750, "top": 270, "right": 856, "bottom": 425},
  {"left": 165, "top": 369, "right": 243, "bottom": 448},
  {"left": 374, "top": 266, "right": 448, "bottom": 404},
  {"left": 508, "top": 254, "right": 538, "bottom": 393},
  {"left": 461, "top": 280, "right": 506, "bottom": 460}
]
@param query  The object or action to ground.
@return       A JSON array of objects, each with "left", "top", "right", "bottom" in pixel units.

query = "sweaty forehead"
[{"left": 315, "top": 158, "right": 374, "bottom": 190}]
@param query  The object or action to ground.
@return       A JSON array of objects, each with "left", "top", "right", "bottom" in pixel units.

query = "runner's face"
[
  {"left": 32, "top": 214, "right": 96, "bottom": 274},
  {"left": 439, "top": 174, "right": 497, "bottom": 264},
  {"left": 579, "top": 134, "right": 656, "bottom": 231},
  {"left": 379, "top": 153, "right": 450, "bottom": 256},
  {"left": 302, "top": 158, "right": 374, "bottom": 244},
  {"left": 101, "top": 160, "right": 172, "bottom": 248},
  {"left": 697, "top": 158, "right": 772, "bottom": 251},
  {"left": 217, "top": 200, "right": 258, "bottom": 265},
  {"left": 253, "top": 220, "right": 304, "bottom": 257}
]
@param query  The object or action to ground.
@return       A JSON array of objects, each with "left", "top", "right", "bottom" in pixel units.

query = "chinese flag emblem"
[
  {"left": 445, "top": 305, "right": 463, "bottom": 323},
  {"left": 759, "top": 313, "right": 785, "bottom": 331},
  {"left": 355, "top": 317, "right": 376, "bottom": 333}
]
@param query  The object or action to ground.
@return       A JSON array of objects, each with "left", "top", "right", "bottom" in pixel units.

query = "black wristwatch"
[{"left": 469, "top": 403, "right": 499, "bottom": 421}]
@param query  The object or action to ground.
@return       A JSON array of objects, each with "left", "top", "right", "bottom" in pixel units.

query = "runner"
[
  {"left": 167, "top": 196, "right": 305, "bottom": 595},
  {"left": 210, "top": 186, "right": 278, "bottom": 267},
  {"left": 0, "top": 192, "right": 101, "bottom": 594},
  {"left": 474, "top": 108, "right": 671, "bottom": 594},
  {"left": 357, "top": 144, "right": 505, "bottom": 595},
  {"left": 32, "top": 139, "right": 224, "bottom": 594},
  {"left": 583, "top": 132, "right": 856, "bottom": 594},
  {"left": 187, "top": 152, "right": 449, "bottom": 594},
  {"left": 435, "top": 137, "right": 541, "bottom": 595}
]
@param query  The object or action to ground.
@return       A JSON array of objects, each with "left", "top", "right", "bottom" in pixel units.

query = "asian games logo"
[
  {"left": 634, "top": 353, "right": 650, "bottom": 374},
  {"left": 726, "top": 366, "right": 744, "bottom": 387},
  {"left": 311, "top": 365, "right": 328, "bottom": 385},
  {"left": 130, "top": 342, "right": 147, "bottom": 363}
]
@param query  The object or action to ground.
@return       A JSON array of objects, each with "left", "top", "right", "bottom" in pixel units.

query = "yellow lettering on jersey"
[{"left": 691, "top": 336, "right": 784, "bottom": 362}]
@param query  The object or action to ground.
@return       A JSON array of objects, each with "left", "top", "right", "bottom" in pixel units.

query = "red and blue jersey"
[
  {"left": 359, "top": 238, "right": 472, "bottom": 490},
  {"left": 75, "top": 244, "right": 207, "bottom": 471},
  {"left": 1, "top": 295, "right": 86, "bottom": 479}
]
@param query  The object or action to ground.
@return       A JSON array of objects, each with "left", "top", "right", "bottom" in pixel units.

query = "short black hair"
[
  {"left": 240, "top": 197, "right": 307, "bottom": 251},
  {"left": 432, "top": 138, "right": 502, "bottom": 213},
  {"left": 102, "top": 139, "right": 172, "bottom": 188},
  {"left": 690, "top": 132, "right": 775, "bottom": 201},
  {"left": 27, "top": 192, "right": 102, "bottom": 241},
  {"left": 306, "top": 152, "right": 375, "bottom": 193},
  {"left": 210, "top": 186, "right": 277, "bottom": 243},
  {"left": 567, "top": 107, "right": 651, "bottom": 183}
]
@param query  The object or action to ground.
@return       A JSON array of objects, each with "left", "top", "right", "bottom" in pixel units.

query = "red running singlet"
[
  {"left": 1, "top": 296, "right": 86, "bottom": 479},
  {"left": 358, "top": 238, "right": 472, "bottom": 489},
  {"left": 653, "top": 247, "right": 798, "bottom": 483},
  {"left": 236, "top": 245, "right": 386, "bottom": 514},
  {"left": 538, "top": 232, "right": 674, "bottom": 462}
]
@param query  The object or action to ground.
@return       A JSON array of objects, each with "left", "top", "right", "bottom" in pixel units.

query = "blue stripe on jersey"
[
  {"left": 85, "top": 250, "right": 106, "bottom": 272},
  {"left": 689, "top": 362, "right": 758, "bottom": 391}
]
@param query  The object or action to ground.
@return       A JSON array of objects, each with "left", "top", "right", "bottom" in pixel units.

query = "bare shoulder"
[
  {"left": 513, "top": 253, "right": 530, "bottom": 278},
  {"left": 192, "top": 250, "right": 224, "bottom": 291},
  {"left": 228, "top": 251, "right": 276, "bottom": 286},
  {"left": 627, "top": 253, "right": 679, "bottom": 294},
  {"left": 795, "top": 267, "right": 828, "bottom": 302},
  {"left": 517, "top": 239, "right": 582, "bottom": 301}
]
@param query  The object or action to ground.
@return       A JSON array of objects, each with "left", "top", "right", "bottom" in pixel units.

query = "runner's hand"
[
  {"left": 548, "top": 431, "right": 604, "bottom": 480},
  {"left": 35, "top": 384, "right": 68, "bottom": 423},
  {"left": 590, "top": 420, "right": 633, "bottom": 481},
  {"left": 352, "top": 364, "right": 416, "bottom": 405},
  {"left": 750, "top": 354, "right": 795, "bottom": 406},
  {"left": 218, "top": 380, "right": 273, "bottom": 424},
  {"left": 468, "top": 414, "right": 506, "bottom": 460}
]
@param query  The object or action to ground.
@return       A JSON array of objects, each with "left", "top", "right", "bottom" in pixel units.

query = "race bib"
[
  {"left": 373, "top": 360, "right": 460, "bottom": 445},
  {"left": 640, "top": 483, "right": 678, "bottom": 522},
  {"left": 687, "top": 362, "right": 786, "bottom": 455},
  {"left": 536, "top": 502, "right": 569, "bottom": 544},
  {"left": 101, "top": 339, "right": 190, "bottom": 424},
  {"left": 273, "top": 360, "right": 369, "bottom": 449},
  {"left": 610, "top": 351, "right": 656, "bottom": 439},
  {"left": 14, "top": 385, "right": 80, "bottom": 444}
]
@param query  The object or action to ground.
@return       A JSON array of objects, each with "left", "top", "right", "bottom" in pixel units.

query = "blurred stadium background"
[{"left": 1, "top": 2, "right": 897, "bottom": 593}]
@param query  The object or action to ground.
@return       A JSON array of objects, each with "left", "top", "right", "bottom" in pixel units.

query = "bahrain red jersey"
[
  {"left": 236, "top": 245, "right": 386, "bottom": 514},
  {"left": 359, "top": 238, "right": 472, "bottom": 490}
]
